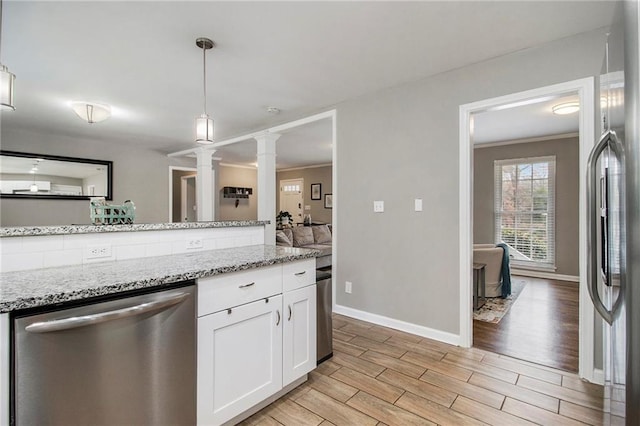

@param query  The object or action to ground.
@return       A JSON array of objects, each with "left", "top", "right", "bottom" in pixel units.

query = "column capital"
[{"left": 254, "top": 131, "right": 281, "bottom": 146}]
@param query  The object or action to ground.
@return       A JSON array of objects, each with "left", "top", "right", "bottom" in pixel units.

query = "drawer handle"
[
  {"left": 288, "top": 305, "right": 292, "bottom": 321},
  {"left": 238, "top": 282, "right": 255, "bottom": 289},
  {"left": 294, "top": 271, "right": 306, "bottom": 276},
  {"left": 276, "top": 310, "right": 281, "bottom": 326}
]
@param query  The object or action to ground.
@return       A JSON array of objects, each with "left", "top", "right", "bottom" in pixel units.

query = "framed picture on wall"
[
  {"left": 311, "top": 183, "right": 322, "bottom": 200},
  {"left": 324, "top": 193, "right": 332, "bottom": 209}
]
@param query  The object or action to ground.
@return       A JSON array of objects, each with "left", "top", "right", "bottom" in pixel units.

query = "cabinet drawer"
[
  {"left": 198, "top": 265, "right": 282, "bottom": 316},
  {"left": 282, "top": 259, "right": 316, "bottom": 292}
]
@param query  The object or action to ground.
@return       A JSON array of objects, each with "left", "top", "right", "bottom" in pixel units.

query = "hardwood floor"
[
  {"left": 473, "top": 276, "right": 580, "bottom": 372},
  {"left": 240, "top": 313, "right": 603, "bottom": 426}
]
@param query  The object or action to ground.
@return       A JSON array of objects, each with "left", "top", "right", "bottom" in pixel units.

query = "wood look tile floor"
[
  {"left": 473, "top": 277, "right": 580, "bottom": 373},
  {"left": 240, "top": 313, "right": 604, "bottom": 426}
]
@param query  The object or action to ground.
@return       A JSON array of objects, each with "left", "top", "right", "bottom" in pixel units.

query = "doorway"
[
  {"left": 169, "top": 167, "right": 197, "bottom": 223},
  {"left": 279, "top": 178, "right": 304, "bottom": 224},
  {"left": 459, "top": 78, "right": 598, "bottom": 381},
  {"left": 181, "top": 175, "right": 197, "bottom": 222}
]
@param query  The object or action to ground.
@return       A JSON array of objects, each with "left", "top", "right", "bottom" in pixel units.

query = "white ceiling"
[
  {"left": 0, "top": 1, "right": 617, "bottom": 167},
  {"left": 472, "top": 95, "right": 580, "bottom": 145}
]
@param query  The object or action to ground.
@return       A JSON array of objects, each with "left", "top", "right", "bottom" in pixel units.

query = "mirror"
[{"left": 0, "top": 151, "right": 112, "bottom": 200}]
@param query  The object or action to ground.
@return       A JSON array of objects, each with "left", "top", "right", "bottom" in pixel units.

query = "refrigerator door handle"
[{"left": 587, "top": 130, "right": 624, "bottom": 325}]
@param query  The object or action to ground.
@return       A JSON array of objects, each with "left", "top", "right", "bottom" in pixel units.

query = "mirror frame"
[{"left": 0, "top": 150, "right": 113, "bottom": 200}]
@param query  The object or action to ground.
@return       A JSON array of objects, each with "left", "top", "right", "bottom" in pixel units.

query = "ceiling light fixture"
[
  {"left": 71, "top": 101, "right": 111, "bottom": 124},
  {"left": 195, "top": 37, "right": 215, "bottom": 144},
  {"left": 0, "top": 0, "right": 15, "bottom": 110},
  {"left": 552, "top": 102, "right": 580, "bottom": 115}
]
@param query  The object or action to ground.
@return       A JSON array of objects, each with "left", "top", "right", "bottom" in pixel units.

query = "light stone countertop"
[
  {"left": 0, "top": 220, "right": 269, "bottom": 238},
  {"left": 0, "top": 245, "right": 319, "bottom": 313}
]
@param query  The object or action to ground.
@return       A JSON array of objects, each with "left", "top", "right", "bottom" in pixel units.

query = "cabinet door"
[
  {"left": 197, "top": 295, "right": 283, "bottom": 425},
  {"left": 283, "top": 285, "right": 316, "bottom": 386}
]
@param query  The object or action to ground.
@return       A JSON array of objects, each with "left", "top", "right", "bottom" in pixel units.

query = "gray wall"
[
  {"left": 473, "top": 137, "right": 580, "bottom": 276},
  {"left": 276, "top": 166, "right": 333, "bottom": 224},
  {"left": 0, "top": 127, "right": 193, "bottom": 226},
  {"left": 217, "top": 165, "right": 258, "bottom": 221},
  {"left": 335, "top": 28, "right": 606, "bottom": 335}
]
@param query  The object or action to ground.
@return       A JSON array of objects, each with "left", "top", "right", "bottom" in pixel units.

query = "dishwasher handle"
[{"left": 25, "top": 292, "right": 190, "bottom": 333}]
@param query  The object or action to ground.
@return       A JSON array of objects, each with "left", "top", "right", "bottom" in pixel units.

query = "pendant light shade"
[
  {"left": 0, "top": 0, "right": 15, "bottom": 110},
  {"left": 195, "top": 37, "right": 215, "bottom": 144},
  {"left": 0, "top": 64, "right": 14, "bottom": 110},
  {"left": 196, "top": 113, "right": 214, "bottom": 144}
]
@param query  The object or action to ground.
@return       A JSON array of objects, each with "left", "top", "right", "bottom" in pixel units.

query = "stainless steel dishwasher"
[
  {"left": 316, "top": 269, "right": 333, "bottom": 364},
  {"left": 11, "top": 282, "right": 196, "bottom": 426}
]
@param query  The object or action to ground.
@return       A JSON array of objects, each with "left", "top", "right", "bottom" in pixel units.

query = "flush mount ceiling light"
[
  {"left": 0, "top": 0, "right": 16, "bottom": 110},
  {"left": 71, "top": 101, "right": 111, "bottom": 124},
  {"left": 552, "top": 102, "right": 580, "bottom": 115},
  {"left": 195, "top": 37, "right": 215, "bottom": 144}
]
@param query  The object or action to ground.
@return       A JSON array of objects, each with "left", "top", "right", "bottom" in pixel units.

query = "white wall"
[{"left": 335, "top": 28, "right": 607, "bottom": 337}]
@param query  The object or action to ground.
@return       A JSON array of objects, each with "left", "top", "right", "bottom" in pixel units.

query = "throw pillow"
[
  {"left": 292, "top": 226, "right": 314, "bottom": 246},
  {"left": 282, "top": 228, "right": 293, "bottom": 243},
  {"left": 312, "top": 224, "right": 332, "bottom": 244},
  {"left": 275, "top": 230, "right": 292, "bottom": 247}
]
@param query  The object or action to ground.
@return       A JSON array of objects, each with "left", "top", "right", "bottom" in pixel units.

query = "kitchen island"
[{"left": 0, "top": 221, "right": 322, "bottom": 425}]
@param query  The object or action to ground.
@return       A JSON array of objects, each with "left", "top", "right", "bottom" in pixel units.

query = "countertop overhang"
[
  {"left": 0, "top": 220, "right": 269, "bottom": 238},
  {"left": 0, "top": 245, "right": 320, "bottom": 313}
]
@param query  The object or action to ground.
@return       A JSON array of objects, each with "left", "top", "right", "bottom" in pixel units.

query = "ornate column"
[
  {"left": 255, "top": 132, "right": 280, "bottom": 243},
  {"left": 195, "top": 147, "right": 217, "bottom": 221}
]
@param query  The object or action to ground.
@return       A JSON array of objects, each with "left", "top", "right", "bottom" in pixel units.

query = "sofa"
[
  {"left": 276, "top": 224, "right": 332, "bottom": 268},
  {"left": 473, "top": 244, "right": 505, "bottom": 297}
]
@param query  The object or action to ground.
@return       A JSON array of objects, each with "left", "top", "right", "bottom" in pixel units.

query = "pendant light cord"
[
  {"left": 0, "top": 0, "right": 4, "bottom": 61},
  {"left": 202, "top": 42, "right": 207, "bottom": 114}
]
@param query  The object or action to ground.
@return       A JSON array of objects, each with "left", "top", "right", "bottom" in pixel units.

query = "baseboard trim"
[
  {"left": 334, "top": 304, "right": 460, "bottom": 346},
  {"left": 592, "top": 368, "right": 605, "bottom": 385},
  {"left": 512, "top": 269, "right": 580, "bottom": 283}
]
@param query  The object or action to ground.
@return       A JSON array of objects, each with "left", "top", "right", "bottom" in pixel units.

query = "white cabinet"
[
  {"left": 197, "top": 260, "right": 316, "bottom": 426},
  {"left": 197, "top": 295, "right": 283, "bottom": 425},
  {"left": 283, "top": 285, "right": 316, "bottom": 386}
]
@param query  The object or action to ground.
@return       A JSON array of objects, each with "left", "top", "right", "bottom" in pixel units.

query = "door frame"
[
  {"left": 169, "top": 166, "right": 197, "bottom": 222},
  {"left": 458, "top": 77, "right": 598, "bottom": 382},
  {"left": 181, "top": 175, "right": 197, "bottom": 222}
]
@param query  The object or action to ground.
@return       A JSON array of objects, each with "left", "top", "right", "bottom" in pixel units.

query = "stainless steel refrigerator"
[{"left": 588, "top": 1, "right": 639, "bottom": 424}]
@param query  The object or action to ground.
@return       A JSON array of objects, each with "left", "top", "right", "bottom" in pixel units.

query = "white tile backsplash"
[
  {"left": 1, "top": 226, "right": 265, "bottom": 272},
  {"left": 1, "top": 252, "right": 44, "bottom": 272},
  {"left": 43, "top": 249, "right": 83, "bottom": 268}
]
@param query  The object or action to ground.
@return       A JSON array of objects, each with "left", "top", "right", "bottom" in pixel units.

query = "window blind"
[{"left": 494, "top": 156, "right": 556, "bottom": 270}]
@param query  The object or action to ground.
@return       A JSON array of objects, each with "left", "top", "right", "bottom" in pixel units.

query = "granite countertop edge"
[
  {"left": 0, "top": 220, "right": 270, "bottom": 238},
  {"left": 0, "top": 245, "right": 320, "bottom": 313}
]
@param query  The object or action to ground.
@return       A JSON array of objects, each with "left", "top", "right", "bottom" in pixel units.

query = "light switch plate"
[
  {"left": 373, "top": 201, "right": 384, "bottom": 213},
  {"left": 305, "top": 205, "right": 311, "bottom": 211},
  {"left": 415, "top": 198, "right": 423, "bottom": 212}
]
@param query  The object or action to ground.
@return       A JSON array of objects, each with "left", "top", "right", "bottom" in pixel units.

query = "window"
[{"left": 494, "top": 156, "right": 556, "bottom": 270}]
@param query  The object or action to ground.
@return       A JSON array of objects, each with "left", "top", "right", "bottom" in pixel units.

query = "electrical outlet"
[
  {"left": 345, "top": 281, "right": 352, "bottom": 294},
  {"left": 373, "top": 201, "right": 384, "bottom": 213},
  {"left": 186, "top": 238, "right": 203, "bottom": 250},
  {"left": 86, "top": 245, "right": 112, "bottom": 259}
]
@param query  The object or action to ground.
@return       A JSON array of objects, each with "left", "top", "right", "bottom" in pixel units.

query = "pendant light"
[
  {"left": 0, "top": 0, "right": 16, "bottom": 110},
  {"left": 195, "top": 37, "right": 215, "bottom": 144}
]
